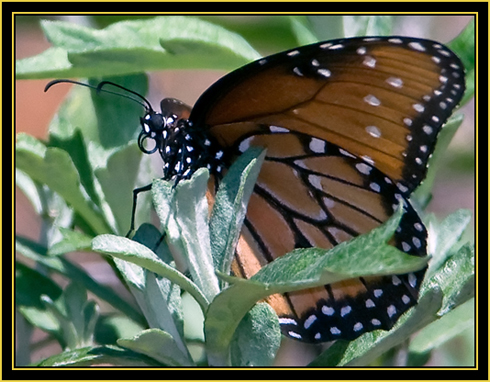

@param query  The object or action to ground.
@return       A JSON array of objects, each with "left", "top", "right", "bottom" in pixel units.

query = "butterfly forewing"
[{"left": 192, "top": 36, "right": 465, "bottom": 192}]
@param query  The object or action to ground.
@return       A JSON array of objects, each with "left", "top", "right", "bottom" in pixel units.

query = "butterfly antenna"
[
  {"left": 44, "top": 79, "right": 152, "bottom": 111},
  {"left": 96, "top": 81, "right": 154, "bottom": 112}
]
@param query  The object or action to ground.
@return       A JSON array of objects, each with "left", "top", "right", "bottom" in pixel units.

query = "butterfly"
[{"left": 46, "top": 35, "right": 465, "bottom": 343}]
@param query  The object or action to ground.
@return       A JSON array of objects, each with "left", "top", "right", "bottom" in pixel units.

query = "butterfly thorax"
[{"left": 138, "top": 110, "right": 225, "bottom": 183}]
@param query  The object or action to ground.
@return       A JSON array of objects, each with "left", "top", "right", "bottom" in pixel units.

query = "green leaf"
[
  {"left": 64, "top": 282, "right": 90, "bottom": 346},
  {"left": 210, "top": 147, "right": 265, "bottom": 279},
  {"left": 91, "top": 233, "right": 209, "bottom": 313},
  {"left": 15, "top": 262, "right": 62, "bottom": 309},
  {"left": 95, "top": 143, "right": 149, "bottom": 235},
  {"left": 289, "top": 16, "right": 318, "bottom": 46},
  {"left": 16, "top": 16, "right": 260, "bottom": 79},
  {"left": 164, "top": 169, "right": 220, "bottom": 301},
  {"left": 41, "top": 74, "right": 153, "bottom": 235},
  {"left": 150, "top": 177, "right": 175, "bottom": 230},
  {"left": 87, "top": 75, "right": 149, "bottom": 148},
  {"left": 45, "top": 74, "right": 147, "bottom": 149},
  {"left": 408, "top": 298, "right": 474, "bottom": 358},
  {"left": 16, "top": 235, "right": 146, "bottom": 326},
  {"left": 95, "top": 314, "right": 146, "bottom": 345},
  {"left": 111, "top": 224, "right": 188, "bottom": 356},
  {"left": 15, "top": 169, "right": 45, "bottom": 215},
  {"left": 48, "top": 127, "right": 99, "bottom": 206},
  {"left": 16, "top": 134, "right": 111, "bottom": 234},
  {"left": 448, "top": 18, "right": 475, "bottom": 69},
  {"left": 427, "top": 243, "right": 474, "bottom": 315},
  {"left": 342, "top": 15, "right": 393, "bottom": 37},
  {"left": 82, "top": 300, "right": 100, "bottom": 345},
  {"left": 308, "top": 340, "right": 351, "bottom": 367},
  {"left": 40, "top": 293, "right": 78, "bottom": 350},
  {"left": 33, "top": 345, "right": 161, "bottom": 367},
  {"left": 46, "top": 84, "right": 97, "bottom": 140},
  {"left": 48, "top": 227, "right": 93, "bottom": 256},
  {"left": 308, "top": 15, "right": 345, "bottom": 41},
  {"left": 33, "top": 282, "right": 99, "bottom": 350},
  {"left": 426, "top": 209, "right": 472, "bottom": 275},
  {"left": 118, "top": 328, "right": 194, "bottom": 366},
  {"left": 16, "top": 262, "right": 63, "bottom": 335},
  {"left": 230, "top": 303, "right": 281, "bottom": 367}
]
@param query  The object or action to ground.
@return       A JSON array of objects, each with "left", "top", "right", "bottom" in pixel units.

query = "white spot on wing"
[
  {"left": 388, "top": 38, "right": 403, "bottom": 44},
  {"left": 322, "top": 305, "right": 335, "bottom": 316},
  {"left": 309, "top": 137, "right": 326, "bottom": 153},
  {"left": 304, "top": 314, "right": 317, "bottom": 329},
  {"left": 408, "top": 273, "right": 417, "bottom": 288},
  {"left": 409, "top": 41, "right": 426, "bottom": 51},
  {"left": 317, "top": 68, "right": 331, "bottom": 78},
  {"left": 386, "top": 77, "right": 403, "bottom": 88},
  {"left": 288, "top": 331, "right": 302, "bottom": 339},
  {"left": 270, "top": 125, "right": 289, "bottom": 133},
  {"left": 366, "top": 125, "right": 381, "bottom": 138},
  {"left": 340, "top": 305, "right": 352, "bottom": 317},
  {"left": 363, "top": 56, "right": 376, "bottom": 68},
  {"left": 422, "top": 124, "right": 433, "bottom": 137},
  {"left": 355, "top": 162, "right": 372, "bottom": 175},
  {"left": 238, "top": 137, "right": 253, "bottom": 153},
  {"left": 387, "top": 305, "right": 397, "bottom": 318},
  {"left": 353, "top": 322, "right": 364, "bottom": 332},
  {"left": 279, "top": 317, "right": 297, "bottom": 326},
  {"left": 364, "top": 94, "right": 381, "bottom": 106},
  {"left": 308, "top": 174, "right": 323, "bottom": 190}
]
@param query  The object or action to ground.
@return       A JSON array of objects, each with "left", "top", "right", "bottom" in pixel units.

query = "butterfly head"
[
  {"left": 137, "top": 109, "right": 168, "bottom": 154},
  {"left": 137, "top": 97, "right": 225, "bottom": 182}
]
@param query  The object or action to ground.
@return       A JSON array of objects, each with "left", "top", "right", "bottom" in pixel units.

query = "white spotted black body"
[{"left": 137, "top": 98, "right": 225, "bottom": 183}]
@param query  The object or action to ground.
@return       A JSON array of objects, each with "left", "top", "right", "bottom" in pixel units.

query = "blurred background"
[{"left": 15, "top": 15, "right": 475, "bottom": 366}]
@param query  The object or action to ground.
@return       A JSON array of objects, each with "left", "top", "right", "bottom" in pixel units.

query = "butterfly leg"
[
  {"left": 126, "top": 183, "right": 153, "bottom": 238},
  {"left": 126, "top": 184, "right": 168, "bottom": 254}
]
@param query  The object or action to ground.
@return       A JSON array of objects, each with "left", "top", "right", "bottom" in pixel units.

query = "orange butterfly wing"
[{"left": 188, "top": 37, "right": 464, "bottom": 342}]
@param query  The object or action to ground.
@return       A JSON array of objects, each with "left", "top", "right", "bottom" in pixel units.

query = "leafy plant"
[{"left": 15, "top": 15, "right": 475, "bottom": 367}]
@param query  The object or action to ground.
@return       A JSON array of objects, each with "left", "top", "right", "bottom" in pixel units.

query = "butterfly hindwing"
[{"left": 227, "top": 129, "right": 428, "bottom": 342}]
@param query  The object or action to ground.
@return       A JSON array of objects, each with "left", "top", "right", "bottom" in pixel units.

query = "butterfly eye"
[{"left": 142, "top": 112, "right": 166, "bottom": 133}]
